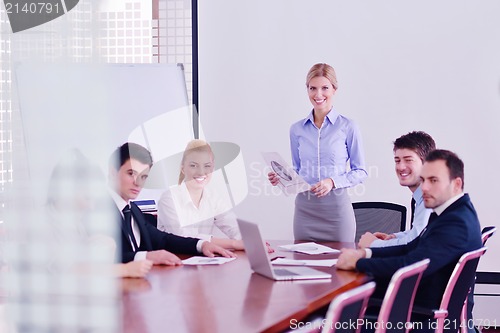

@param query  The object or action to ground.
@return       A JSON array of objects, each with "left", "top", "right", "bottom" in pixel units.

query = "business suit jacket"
[
  {"left": 356, "top": 194, "right": 481, "bottom": 308},
  {"left": 119, "top": 202, "right": 200, "bottom": 263}
]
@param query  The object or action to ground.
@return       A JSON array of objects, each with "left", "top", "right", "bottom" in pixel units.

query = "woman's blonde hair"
[
  {"left": 305, "top": 63, "right": 338, "bottom": 90},
  {"left": 178, "top": 139, "right": 214, "bottom": 184}
]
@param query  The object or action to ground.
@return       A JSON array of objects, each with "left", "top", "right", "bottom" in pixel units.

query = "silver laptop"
[{"left": 237, "top": 219, "right": 332, "bottom": 281}]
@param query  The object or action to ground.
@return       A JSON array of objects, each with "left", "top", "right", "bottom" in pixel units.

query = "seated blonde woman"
[{"left": 157, "top": 140, "right": 244, "bottom": 250}]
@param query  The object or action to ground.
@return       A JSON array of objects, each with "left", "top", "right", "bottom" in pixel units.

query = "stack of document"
[{"left": 133, "top": 199, "right": 157, "bottom": 212}]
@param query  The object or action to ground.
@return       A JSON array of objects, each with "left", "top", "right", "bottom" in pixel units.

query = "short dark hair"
[
  {"left": 47, "top": 149, "right": 106, "bottom": 205},
  {"left": 393, "top": 131, "right": 436, "bottom": 162},
  {"left": 425, "top": 149, "right": 464, "bottom": 189},
  {"left": 109, "top": 142, "right": 153, "bottom": 170}
]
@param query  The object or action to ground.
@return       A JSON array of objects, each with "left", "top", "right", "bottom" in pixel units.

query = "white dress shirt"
[
  {"left": 433, "top": 193, "right": 464, "bottom": 216},
  {"left": 109, "top": 189, "right": 147, "bottom": 261}
]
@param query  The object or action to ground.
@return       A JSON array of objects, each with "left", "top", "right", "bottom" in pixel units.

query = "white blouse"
[{"left": 157, "top": 182, "right": 241, "bottom": 241}]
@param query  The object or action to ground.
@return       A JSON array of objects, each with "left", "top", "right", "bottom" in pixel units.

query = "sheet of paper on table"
[
  {"left": 279, "top": 242, "right": 340, "bottom": 255},
  {"left": 272, "top": 258, "right": 338, "bottom": 267},
  {"left": 182, "top": 256, "right": 236, "bottom": 265}
]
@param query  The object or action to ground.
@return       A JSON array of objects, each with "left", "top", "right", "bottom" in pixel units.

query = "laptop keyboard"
[{"left": 274, "top": 268, "right": 299, "bottom": 276}]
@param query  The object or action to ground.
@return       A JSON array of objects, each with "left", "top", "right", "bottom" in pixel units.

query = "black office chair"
[
  {"left": 352, "top": 202, "right": 406, "bottom": 243},
  {"left": 364, "top": 259, "right": 430, "bottom": 333},
  {"left": 480, "top": 226, "right": 497, "bottom": 245},
  {"left": 286, "top": 281, "right": 376, "bottom": 333},
  {"left": 412, "top": 247, "right": 488, "bottom": 333},
  {"left": 461, "top": 226, "right": 497, "bottom": 333},
  {"left": 143, "top": 213, "right": 158, "bottom": 228}
]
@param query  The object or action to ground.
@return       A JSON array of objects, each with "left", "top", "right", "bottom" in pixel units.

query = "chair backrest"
[
  {"left": 375, "top": 258, "right": 430, "bottom": 333},
  {"left": 352, "top": 202, "right": 407, "bottom": 243},
  {"left": 320, "top": 281, "right": 376, "bottom": 333},
  {"left": 438, "top": 247, "right": 487, "bottom": 333},
  {"left": 459, "top": 229, "right": 495, "bottom": 333},
  {"left": 481, "top": 226, "right": 497, "bottom": 245}
]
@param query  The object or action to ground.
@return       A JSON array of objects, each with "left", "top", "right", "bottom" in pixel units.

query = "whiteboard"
[{"left": 14, "top": 63, "right": 193, "bottom": 206}]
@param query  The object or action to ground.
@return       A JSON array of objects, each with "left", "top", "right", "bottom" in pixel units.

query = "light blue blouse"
[{"left": 290, "top": 108, "right": 367, "bottom": 188}]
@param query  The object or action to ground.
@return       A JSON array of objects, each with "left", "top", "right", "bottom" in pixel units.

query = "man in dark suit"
[
  {"left": 108, "top": 142, "right": 235, "bottom": 265},
  {"left": 337, "top": 149, "right": 482, "bottom": 309}
]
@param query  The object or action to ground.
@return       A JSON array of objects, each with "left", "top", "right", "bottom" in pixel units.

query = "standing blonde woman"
[
  {"left": 269, "top": 63, "right": 367, "bottom": 242},
  {"left": 157, "top": 140, "right": 244, "bottom": 250}
]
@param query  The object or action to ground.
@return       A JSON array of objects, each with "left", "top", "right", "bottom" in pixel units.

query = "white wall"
[{"left": 197, "top": 0, "right": 500, "bottom": 272}]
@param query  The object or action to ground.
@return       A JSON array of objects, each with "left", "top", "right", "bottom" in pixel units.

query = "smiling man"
[
  {"left": 337, "top": 150, "right": 482, "bottom": 320},
  {"left": 358, "top": 131, "right": 435, "bottom": 248},
  {"left": 108, "top": 142, "right": 235, "bottom": 265}
]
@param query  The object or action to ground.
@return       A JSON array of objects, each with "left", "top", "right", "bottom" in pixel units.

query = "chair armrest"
[{"left": 412, "top": 305, "right": 448, "bottom": 319}]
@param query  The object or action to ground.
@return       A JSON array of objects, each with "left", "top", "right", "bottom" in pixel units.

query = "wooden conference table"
[{"left": 121, "top": 241, "right": 369, "bottom": 333}]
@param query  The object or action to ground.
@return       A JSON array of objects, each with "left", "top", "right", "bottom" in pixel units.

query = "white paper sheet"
[
  {"left": 182, "top": 256, "right": 236, "bottom": 265},
  {"left": 261, "top": 152, "right": 310, "bottom": 196},
  {"left": 272, "top": 258, "right": 338, "bottom": 267},
  {"left": 279, "top": 242, "right": 340, "bottom": 255}
]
